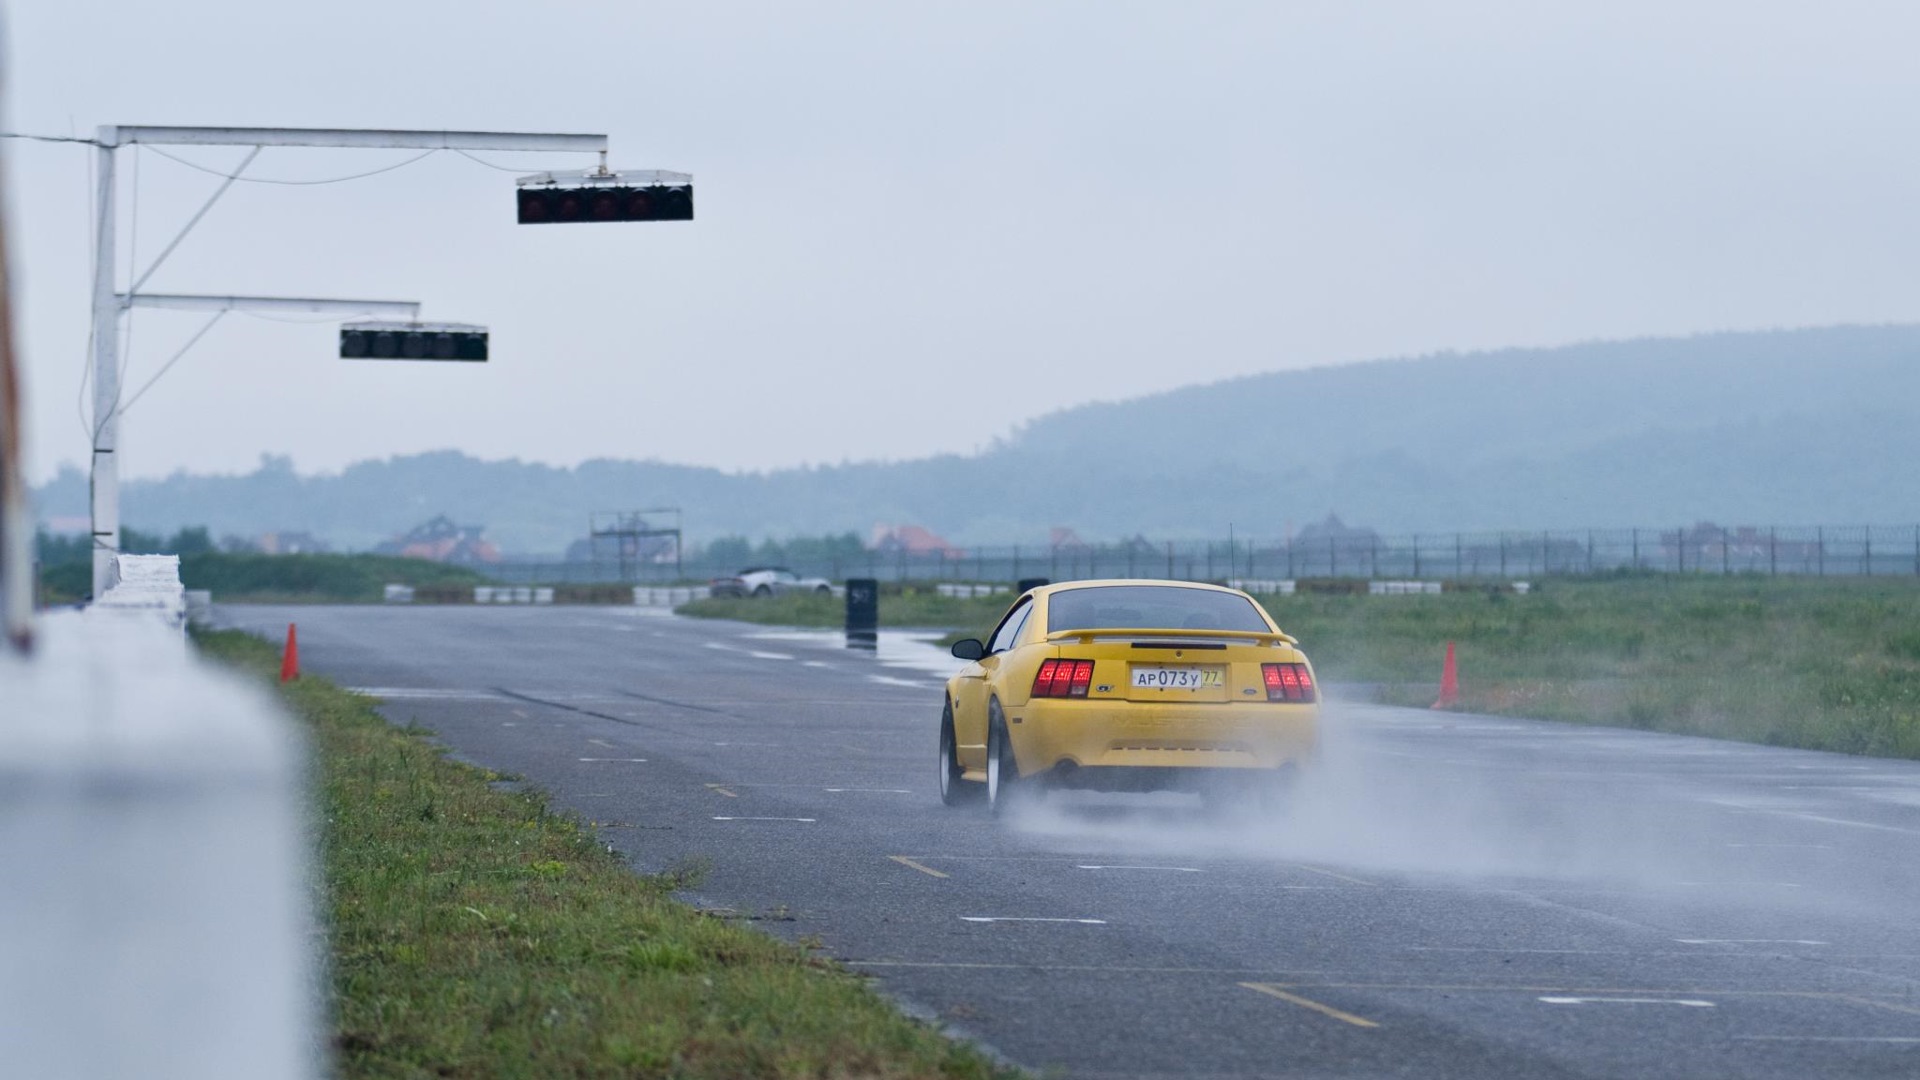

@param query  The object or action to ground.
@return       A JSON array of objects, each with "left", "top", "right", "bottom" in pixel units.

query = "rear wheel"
[
  {"left": 752, "top": 585, "right": 771, "bottom": 598},
  {"left": 938, "top": 700, "right": 978, "bottom": 806}
]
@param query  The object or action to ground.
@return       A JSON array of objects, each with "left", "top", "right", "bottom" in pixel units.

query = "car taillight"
[
  {"left": 1262, "top": 663, "right": 1316, "bottom": 703},
  {"left": 1032, "top": 659, "right": 1094, "bottom": 698}
]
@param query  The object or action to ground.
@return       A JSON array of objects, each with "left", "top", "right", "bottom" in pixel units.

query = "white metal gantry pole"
[
  {"left": 88, "top": 129, "right": 122, "bottom": 598},
  {"left": 86, "top": 125, "right": 609, "bottom": 597}
]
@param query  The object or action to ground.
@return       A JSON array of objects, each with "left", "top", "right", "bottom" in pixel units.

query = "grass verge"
[{"left": 194, "top": 628, "right": 1015, "bottom": 1080}]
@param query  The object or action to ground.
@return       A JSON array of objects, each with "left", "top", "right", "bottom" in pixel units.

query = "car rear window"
[{"left": 1046, "top": 585, "right": 1270, "bottom": 634}]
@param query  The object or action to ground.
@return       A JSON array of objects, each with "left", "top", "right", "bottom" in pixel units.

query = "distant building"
[
  {"left": 1049, "top": 527, "right": 1090, "bottom": 553},
  {"left": 870, "top": 523, "right": 964, "bottom": 558},
  {"left": 1294, "top": 513, "right": 1379, "bottom": 551},
  {"left": 376, "top": 514, "right": 500, "bottom": 564}
]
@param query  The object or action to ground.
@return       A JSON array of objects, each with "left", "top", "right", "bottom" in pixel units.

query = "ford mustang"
[{"left": 938, "top": 580, "right": 1318, "bottom": 813}]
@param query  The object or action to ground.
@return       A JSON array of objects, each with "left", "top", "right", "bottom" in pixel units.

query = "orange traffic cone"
[
  {"left": 1431, "top": 641, "right": 1458, "bottom": 709},
  {"left": 279, "top": 623, "right": 300, "bottom": 683}
]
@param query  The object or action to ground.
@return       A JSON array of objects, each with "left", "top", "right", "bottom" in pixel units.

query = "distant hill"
[{"left": 32, "top": 326, "right": 1920, "bottom": 552}]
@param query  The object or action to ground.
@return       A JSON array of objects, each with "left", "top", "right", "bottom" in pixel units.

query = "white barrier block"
[
  {"left": 533, "top": 587, "right": 554, "bottom": 605},
  {"left": 1, "top": 612, "right": 316, "bottom": 1079},
  {"left": 93, "top": 554, "right": 188, "bottom": 629},
  {"left": 473, "top": 586, "right": 493, "bottom": 604},
  {"left": 383, "top": 584, "right": 415, "bottom": 604}
]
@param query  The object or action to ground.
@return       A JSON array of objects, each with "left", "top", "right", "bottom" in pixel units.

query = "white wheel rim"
[
  {"left": 938, "top": 737, "right": 952, "bottom": 797},
  {"left": 986, "top": 735, "right": 1001, "bottom": 803}
]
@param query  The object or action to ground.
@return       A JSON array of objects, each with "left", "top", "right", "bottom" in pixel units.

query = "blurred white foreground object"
[{"left": 0, "top": 556, "right": 316, "bottom": 1079}]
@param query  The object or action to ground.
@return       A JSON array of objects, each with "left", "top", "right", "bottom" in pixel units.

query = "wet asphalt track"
[{"left": 218, "top": 604, "right": 1920, "bottom": 1079}]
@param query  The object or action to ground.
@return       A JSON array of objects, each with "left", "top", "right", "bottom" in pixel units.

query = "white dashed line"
[
  {"left": 1539, "top": 997, "right": 1715, "bottom": 1007},
  {"left": 577, "top": 757, "right": 647, "bottom": 763},
  {"left": 868, "top": 674, "right": 930, "bottom": 688},
  {"left": 960, "top": 916, "right": 1107, "bottom": 925},
  {"left": 1674, "top": 939, "right": 1828, "bottom": 946},
  {"left": 825, "top": 787, "right": 913, "bottom": 793},
  {"left": 1734, "top": 1035, "right": 1920, "bottom": 1043},
  {"left": 749, "top": 650, "right": 795, "bottom": 660},
  {"left": 347, "top": 687, "right": 502, "bottom": 700},
  {"left": 711, "top": 816, "right": 816, "bottom": 823},
  {"left": 1075, "top": 865, "right": 1202, "bottom": 873}
]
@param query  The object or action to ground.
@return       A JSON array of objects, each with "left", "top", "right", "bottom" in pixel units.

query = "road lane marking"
[
  {"left": 1294, "top": 864, "right": 1377, "bottom": 886},
  {"left": 711, "top": 816, "right": 815, "bottom": 822},
  {"left": 1834, "top": 995, "right": 1920, "bottom": 1019},
  {"left": 749, "top": 650, "right": 795, "bottom": 660},
  {"left": 1539, "top": 996, "right": 1715, "bottom": 1007},
  {"left": 346, "top": 687, "right": 502, "bottom": 700},
  {"left": 889, "top": 856, "right": 949, "bottom": 878},
  {"left": 826, "top": 787, "right": 912, "bottom": 793},
  {"left": 1075, "top": 865, "right": 1202, "bottom": 872},
  {"left": 702, "top": 641, "right": 741, "bottom": 652},
  {"left": 1240, "top": 983, "right": 1380, "bottom": 1028},
  {"left": 959, "top": 917, "right": 1106, "bottom": 924},
  {"left": 802, "top": 661, "right": 830, "bottom": 668},
  {"left": 587, "top": 738, "right": 615, "bottom": 748},
  {"left": 868, "top": 674, "right": 930, "bottom": 688},
  {"left": 578, "top": 757, "right": 647, "bottom": 763},
  {"left": 705, "top": 784, "right": 739, "bottom": 798},
  {"left": 1735, "top": 1035, "right": 1920, "bottom": 1043},
  {"left": 1675, "top": 939, "right": 1828, "bottom": 946}
]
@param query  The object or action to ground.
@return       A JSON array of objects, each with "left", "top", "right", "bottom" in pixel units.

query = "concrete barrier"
[
  {"left": 383, "top": 584, "right": 416, "bottom": 603},
  {"left": 92, "top": 553, "right": 188, "bottom": 628},
  {"left": 634, "top": 585, "right": 712, "bottom": 606},
  {"left": 1368, "top": 580, "right": 1445, "bottom": 595},
  {"left": 0, "top": 558, "right": 316, "bottom": 1079},
  {"left": 934, "top": 583, "right": 1010, "bottom": 598},
  {"left": 1228, "top": 578, "right": 1297, "bottom": 595}
]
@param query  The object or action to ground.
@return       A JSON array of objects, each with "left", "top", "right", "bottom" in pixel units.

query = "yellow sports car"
[{"left": 939, "top": 580, "right": 1319, "bottom": 813}]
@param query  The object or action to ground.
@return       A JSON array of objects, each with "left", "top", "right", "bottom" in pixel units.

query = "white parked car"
[{"left": 709, "top": 567, "right": 834, "bottom": 598}]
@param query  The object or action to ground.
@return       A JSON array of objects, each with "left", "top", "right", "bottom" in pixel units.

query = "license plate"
[{"left": 1131, "top": 666, "right": 1223, "bottom": 690}]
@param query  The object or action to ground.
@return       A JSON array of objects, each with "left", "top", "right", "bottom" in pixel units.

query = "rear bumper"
[{"left": 1006, "top": 699, "right": 1318, "bottom": 776}]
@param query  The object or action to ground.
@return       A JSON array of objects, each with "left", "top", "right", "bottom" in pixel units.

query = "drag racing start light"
[
  {"left": 517, "top": 183, "right": 693, "bottom": 224},
  {"left": 340, "top": 321, "right": 488, "bottom": 362}
]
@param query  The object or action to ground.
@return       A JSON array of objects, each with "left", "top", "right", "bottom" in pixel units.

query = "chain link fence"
[{"left": 479, "top": 524, "right": 1920, "bottom": 587}]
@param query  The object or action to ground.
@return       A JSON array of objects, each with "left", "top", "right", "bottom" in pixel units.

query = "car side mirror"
[{"left": 950, "top": 638, "right": 986, "bottom": 661}]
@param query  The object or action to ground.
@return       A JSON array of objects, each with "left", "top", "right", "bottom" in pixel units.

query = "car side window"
[{"left": 988, "top": 600, "right": 1033, "bottom": 655}]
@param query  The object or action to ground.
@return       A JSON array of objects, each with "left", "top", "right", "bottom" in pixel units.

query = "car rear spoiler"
[{"left": 1044, "top": 627, "right": 1297, "bottom": 646}]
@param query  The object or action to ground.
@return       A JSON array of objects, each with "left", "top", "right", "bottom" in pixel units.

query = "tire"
[
  {"left": 985, "top": 699, "right": 1033, "bottom": 817},
  {"left": 815, "top": 585, "right": 832, "bottom": 596},
  {"left": 938, "top": 699, "right": 978, "bottom": 806},
  {"left": 752, "top": 585, "right": 772, "bottom": 598}
]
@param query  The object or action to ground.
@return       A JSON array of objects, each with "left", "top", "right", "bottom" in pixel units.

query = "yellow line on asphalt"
[
  {"left": 1240, "top": 983, "right": 1380, "bottom": 1028},
  {"left": 1293, "top": 864, "right": 1378, "bottom": 887},
  {"left": 705, "top": 784, "right": 739, "bottom": 798},
  {"left": 889, "top": 855, "right": 950, "bottom": 879}
]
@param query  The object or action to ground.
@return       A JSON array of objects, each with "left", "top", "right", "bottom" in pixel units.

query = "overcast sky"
[{"left": 6, "top": 1, "right": 1918, "bottom": 484}]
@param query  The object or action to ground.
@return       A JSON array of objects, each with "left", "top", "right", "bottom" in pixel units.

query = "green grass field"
[
  {"left": 194, "top": 629, "right": 1015, "bottom": 1080},
  {"left": 682, "top": 576, "right": 1920, "bottom": 760}
]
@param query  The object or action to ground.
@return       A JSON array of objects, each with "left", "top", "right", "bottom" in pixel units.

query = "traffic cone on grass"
[
  {"left": 1431, "top": 641, "right": 1458, "bottom": 709},
  {"left": 279, "top": 623, "right": 300, "bottom": 683}
]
